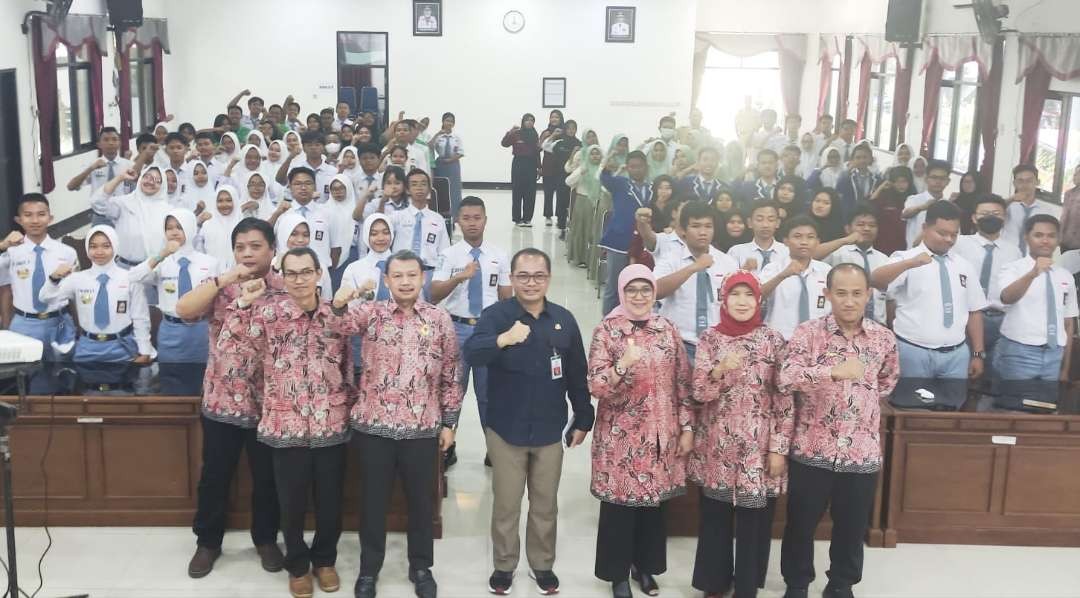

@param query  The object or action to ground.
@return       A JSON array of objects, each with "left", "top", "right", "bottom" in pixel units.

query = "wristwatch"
[{"left": 971, "top": 351, "right": 986, "bottom": 359}]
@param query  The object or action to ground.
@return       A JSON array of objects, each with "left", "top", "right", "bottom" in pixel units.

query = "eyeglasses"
[
  {"left": 283, "top": 268, "right": 318, "bottom": 281},
  {"left": 513, "top": 273, "right": 550, "bottom": 284},
  {"left": 623, "top": 286, "right": 654, "bottom": 298}
]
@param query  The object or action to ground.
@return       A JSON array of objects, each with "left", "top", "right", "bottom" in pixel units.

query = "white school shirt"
[
  {"left": 407, "top": 142, "right": 432, "bottom": 176},
  {"left": 727, "top": 240, "right": 790, "bottom": 275},
  {"left": 828, "top": 138, "right": 855, "bottom": 162},
  {"left": 953, "top": 234, "right": 1022, "bottom": 308},
  {"left": 902, "top": 192, "right": 942, "bottom": 249},
  {"left": 389, "top": 205, "right": 450, "bottom": 268},
  {"left": 1004, "top": 199, "right": 1055, "bottom": 256},
  {"left": 82, "top": 155, "right": 134, "bottom": 197},
  {"left": 128, "top": 250, "right": 219, "bottom": 317},
  {"left": 991, "top": 257, "right": 1079, "bottom": 347},
  {"left": 886, "top": 244, "right": 989, "bottom": 348},
  {"left": 342, "top": 249, "right": 391, "bottom": 294},
  {"left": 39, "top": 264, "right": 154, "bottom": 356},
  {"left": 654, "top": 246, "right": 739, "bottom": 344},
  {"left": 650, "top": 231, "right": 686, "bottom": 264},
  {"left": 91, "top": 191, "right": 171, "bottom": 264},
  {"left": 190, "top": 157, "right": 224, "bottom": 189},
  {"left": 760, "top": 258, "right": 832, "bottom": 340},
  {"left": 331, "top": 117, "right": 353, "bottom": 132},
  {"left": 433, "top": 240, "right": 511, "bottom": 318},
  {"left": 431, "top": 133, "right": 464, "bottom": 164},
  {"left": 0, "top": 237, "right": 78, "bottom": 314},
  {"left": 825, "top": 244, "right": 888, "bottom": 324},
  {"left": 286, "top": 201, "right": 343, "bottom": 267},
  {"left": 287, "top": 157, "right": 338, "bottom": 203}
]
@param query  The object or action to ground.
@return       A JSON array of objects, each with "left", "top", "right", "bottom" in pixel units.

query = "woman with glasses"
[{"left": 586, "top": 263, "right": 694, "bottom": 598}]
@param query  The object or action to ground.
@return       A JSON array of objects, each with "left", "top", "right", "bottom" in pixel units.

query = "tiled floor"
[{"left": 5, "top": 191, "right": 1079, "bottom": 597}]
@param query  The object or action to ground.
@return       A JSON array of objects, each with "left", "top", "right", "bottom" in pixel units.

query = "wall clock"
[{"left": 503, "top": 10, "right": 525, "bottom": 34}]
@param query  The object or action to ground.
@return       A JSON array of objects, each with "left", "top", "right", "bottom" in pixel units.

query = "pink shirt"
[
  {"left": 587, "top": 314, "right": 693, "bottom": 507},
  {"left": 777, "top": 315, "right": 899, "bottom": 473},
  {"left": 690, "top": 325, "right": 793, "bottom": 507},
  {"left": 328, "top": 300, "right": 463, "bottom": 439},
  {"left": 225, "top": 294, "right": 355, "bottom": 448}
]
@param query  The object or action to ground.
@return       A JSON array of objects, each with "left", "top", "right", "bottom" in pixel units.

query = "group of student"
[{"left": 0, "top": 99, "right": 1076, "bottom": 598}]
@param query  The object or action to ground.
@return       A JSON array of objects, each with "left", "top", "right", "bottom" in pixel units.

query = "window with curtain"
[
  {"left": 129, "top": 44, "right": 156, "bottom": 134},
  {"left": 53, "top": 43, "right": 95, "bottom": 157},
  {"left": 864, "top": 60, "right": 898, "bottom": 150},
  {"left": 821, "top": 53, "right": 843, "bottom": 120},
  {"left": 698, "top": 48, "right": 783, "bottom": 142},
  {"left": 1035, "top": 93, "right": 1080, "bottom": 202},
  {"left": 931, "top": 62, "right": 983, "bottom": 173}
]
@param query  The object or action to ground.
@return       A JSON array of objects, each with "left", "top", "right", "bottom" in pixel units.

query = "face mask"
[
  {"left": 325, "top": 143, "right": 341, "bottom": 155},
  {"left": 976, "top": 215, "right": 1004, "bottom": 235},
  {"left": 660, "top": 128, "right": 676, "bottom": 141}
]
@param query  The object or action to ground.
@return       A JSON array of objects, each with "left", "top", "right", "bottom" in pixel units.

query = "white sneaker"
[{"left": 521, "top": 221, "right": 533, "bottom": 228}]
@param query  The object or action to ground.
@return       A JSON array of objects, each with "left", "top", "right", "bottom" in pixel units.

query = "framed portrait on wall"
[
  {"left": 542, "top": 77, "right": 567, "bottom": 109},
  {"left": 605, "top": 6, "right": 635, "bottom": 43},
  {"left": 413, "top": 1, "right": 442, "bottom": 37}
]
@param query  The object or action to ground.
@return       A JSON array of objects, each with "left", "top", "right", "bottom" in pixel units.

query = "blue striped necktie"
[
  {"left": 31, "top": 245, "right": 47, "bottom": 312},
  {"left": 411, "top": 211, "right": 423, "bottom": 254},
  {"left": 177, "top": 256, "right": 193, "bottom": 296},
  {"left": 1045, "top": 271, "right": 1058, "bottom": 345},
  {"left": 94, "top": 273, "right": 111, "bottom": 329},
  {"left": 933, "top": 255, "right": 953, "bottom": 327},
  {"left": 375, "top": 259, "right": 389, "bottom": 300},
  {"left": 468, "top": 247, "right": 483, "bottom": 316}
]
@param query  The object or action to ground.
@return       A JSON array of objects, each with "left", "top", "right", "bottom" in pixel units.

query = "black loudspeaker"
[
  {"left": 106, "top": 0, "right": 143, "bottom": 30},
  {"left": 885, "top": 0, "right": 923, "bottom": 44}
]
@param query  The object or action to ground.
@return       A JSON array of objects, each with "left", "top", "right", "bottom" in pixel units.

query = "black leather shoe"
[
  {"left": 255, "top": 543, "right": 284, "bottom": 572},
  {"left": 409, "top": 568, "right": 437, "bottom": 598},
  {"left": 443, "top": 442, "right": 457, "bottom": 469},
  {"left": 612, "top": 579, "right": 633, "bottom": 598},
  {"left": 784, "top": 587, "right": 809, "bottom": 598},
  {"left": 630, "top": 566, "right": 658, "bottom": 596},
  {"left": 823, "top": 583, "right": 855, "bottom": 598},
  {"left": 354, "top": 574, "right": 377, "bottom": 598},
  {"left": 187, "top": 546, "right": 221, "bottom": 578}
]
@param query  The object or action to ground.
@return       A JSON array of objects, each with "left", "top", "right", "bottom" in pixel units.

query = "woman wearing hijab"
[
  {"left": 196, "top": 185, "right": 244, "bottom": 269},
  {"left": 547, "top": 120, "right": 582, "bottom": 234},
  {"left": 273, "top": 212, "right": 333, "bottom": 301},
  {"left": 245, "top": 130, "right": 269, "bottom": 155},
  {"left": 888, "top": 143, "right": 913, "bottom": 176},
  {"left": 806, "top": 147, "right": 844, "bottom": 191},
  {"left": 180, "top": 162, "right": 216, "bottom": 216},
  {"left": 339, "top": 212, "right": 395, "bottom": 365},
  {"left": 910, "top": 156, "right": 928, "bottom": 194},
  {"left": 587, "top": 264, "right": 693, "bottom": 598},
  {"left": 266, "top": 138, "right": 287, "bottom": 172},
  {"left": 501, "top": 113, "right": 541, "bottom": 226},
  {"left": 39, "top": 225, "right": 155, "bottom": 363},
  {"left": 129, "top": 209, "right": 219, "bottom": 362},
  {"left": 224, "top": 144, "right": 272, "bottom": 189},
  {"left": 606, "top": 133, "right": 631, "bottom": 177},
  {"left": 163, "top": 167, "right": 183, "bottom": 207},
  {"left": 326, "top": 174, "right": 360, "bottom": 289},
  {"left": 713, "top": 210, "right": 752, "bottom": 253},
  {"left": 950, "top": 170, "right": 982, "bottom": 234},
  {"left": 773, "top": 175, "right": 807, "bottom": 221},
  {"left": 92, "top": 165, "right": 172, "bottom": 270},
  {"left": 796, "top": 133, "right": 818, "bottom": 179},
  {"left": 564, "top": 127, "right": 599, "bottom": 173},
  {"left": 566, "top": 144, "right": 605, "bottom": 269},
  {"left": 869, "top": 166, "right": 914, "bottom": 255},
  {"left": 645, "top": 140, "right": 670, "bottom": 180},
  {"left": 538, "top": 109, "right": 567, "bottom": 227},
  {"left": 215, "top": 132, "right": 242, "bottom": 171},
  {"left": 807, "top": 188, "right": 846, "bottom": 243},
  {"left": 690, "top": 271, "right": 792, "bottom": 598}
]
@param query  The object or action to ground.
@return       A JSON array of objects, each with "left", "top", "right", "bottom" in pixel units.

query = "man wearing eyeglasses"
[
  {"left": 464, "top": 248, "right": 594, "bottom": 596},
  {"left": 272, "top": 167, "right": 344, "bottom": 272}
]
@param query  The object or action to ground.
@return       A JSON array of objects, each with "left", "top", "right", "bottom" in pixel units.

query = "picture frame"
[
  {"left": 413, "top": 1, "right": 442, "bottom": 37},
  {"left": 542, "top": 77, "right": 567, "bottom": 108},
  {"left": 605, "top": 6, "right": 635, "bottom": 43}
]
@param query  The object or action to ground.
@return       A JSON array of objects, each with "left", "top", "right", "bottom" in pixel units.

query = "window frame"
[
  {"left": 1037, "top": 90, "right": 1080, "bottom": 204},
  {"left": 129, "top": 45, "right": 157, "bottom": 134},
  {"left": 929, "top": 63, "right": 982, "bottom": 175},
  {"left": 335, "top": 30, "right": 390, "bottom": 129},
  {"left": 864, "top": 59, "right": 899, "bottom": 150},
  {"left": 52, "top": 44, "right": 96, "bottom": 159}
]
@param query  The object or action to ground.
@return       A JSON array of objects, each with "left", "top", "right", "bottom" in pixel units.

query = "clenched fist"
[{"left": 498, "top": 320, "right": 531, "bottom": 348}]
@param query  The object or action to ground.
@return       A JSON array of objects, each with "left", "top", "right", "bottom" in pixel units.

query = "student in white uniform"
[
  {"left": 239, "top": 171, "right": 284, "bottom": 221},
  {"left": 1003, "top": 165, "right": 1054, "bottom": 256},
  {"left": 430, "top": 196, "right": 513, "bottom": 466},
  {"left": 325, "top": 174, "right": 359, "bottom": 289},
  {"left": 339, "top": 213, "right": 396, "bottom": 369},
  {"left": 0, "top": 194, "right": 78, "bottom": 359},
  {"left": 818, "top": 203, "right": 889, "bottom": 325},
  {"left": 129, "top": 208, "right": 219, "bottom": 363},
  {"left": 270, "top": 167, "right": 343, "bottom": 272},
  {"left": 190, "top": 132, "right": 225, "bottom": 189},
  {"left": 278, "top": 132, "right": 339, "bottom": 203},
  {"left": 654, "top": 201, "right": 739, "bottom": 361},
  {"left": 727, "top": 201, "right": 790, "bottom": 275},
  {"left": 990, "top": 215, "right": 1078, "bottom": 392},
  {"left": 272, "top": 212, "right": 333, "bottom": 301},
  {"left": 872, "top": 201, "right": 988, "bottom": 400},
  {"left": 901, "top": 159, "right": 950, "bottom": 249},
  {"left": 179, "top": 162, "right": 217, "bottom": 216},
  {"left": 39, "top": 225, "right": 154, "bottom": 363},
  {"left": 759, "top": 216, "right": 832, "bottom": 340},
  {"left": 383, "top": 169, "right": 450, "bottom": 300},
  {"left": 92, "top": 165, "right": 172, "bottom": 269},
  {"left": 196, "top": 186, "right": 244, "bottom": 270},
  {"left": 66, "top": 126, "right": 135, "bottom": 226},
  {"left": 953, "top": 194, "right": 1022, "bottom": 371},
  {"left": 635, "top": 197, "right": 688, "bottom": 264}
]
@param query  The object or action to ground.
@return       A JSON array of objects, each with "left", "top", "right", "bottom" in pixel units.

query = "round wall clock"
[{"left": 503, "top": 10, "right": 525, "bottom": 34}]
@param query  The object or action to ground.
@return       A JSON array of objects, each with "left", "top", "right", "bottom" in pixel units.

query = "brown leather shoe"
[
  {"left": 314, "top": 566, "right": 341, "bottom": 592},
  {"left": 289, "top": 573, "right": 315, "bottom": 598},
  {"left": 187, "top": 546, "right": 221, "bottom": 578},
  {"left": 255, "top": 542, "right": 285, "bottom": 572}
]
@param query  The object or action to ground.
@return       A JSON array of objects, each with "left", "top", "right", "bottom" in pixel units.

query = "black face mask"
[{"left": 976, "top": 215, "right": 1005, "bottom": 235}]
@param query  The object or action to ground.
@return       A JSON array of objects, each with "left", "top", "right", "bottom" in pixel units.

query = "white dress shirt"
[
  {"left": 1004, "top": 199, "right": 1055, "bottom": 256},
  {"left": 727, "top": 240, "right": 790, "bottom": 275},
  {"left": 655, "top": 246, "right": 739, "bottom": 344},
  {"left": 902, "top": 192, "right": 942, "bottom": 249},
  {"left": 433, "top": 240, "right": 511, "bottom": 318},
  {"left": 825, "top": 244, "right": 888, "bottom": 324},
  {"left": 992, "top": 257, "right": 1079, "bottom": 347},
  {"left": 886, "top": 244, "right": 990, "bottom": 348},
  {"left": 287, "top": 157, "right": 339, "bottom": 203},
  {"left": 285, "top": 200, "right": 342, "bottom": 268},
  {"left": 189, "top": 157, "right": 224, "bottom": 190},
  {"left": 388, "top": 205, "right": 450, "bottom": 268},
  {"left": 39, "top": 264, "right": 154, "bottom": 356},
  {"left": 407, "top": 142, "right": 432, "bottom": 177},
  {"left": 431, "top": 133, "right": 464, "bottom": 164},
  {"left": 0, "top": 237, "right": 78, "bottom": 314},
  {"left": 341, "top": 249, "right": 392, "bottom": 295},
  {"left": 760, "top": 257, "right": 832, "bottom": 340},
  {"left": 651, "top": 231, "right": 686, "bottom": 264},
  {"left": 91, "top": 190, "right": 171, "bottom": 264},
  {"left": 128, "top": 249, "right": 219, "bottom": 317},
  {"left": 953, "top": 234, "right": 1022, "bottom": 308},
  {"left": 82, "top": 155, "right": 134, "bottom": 197}
]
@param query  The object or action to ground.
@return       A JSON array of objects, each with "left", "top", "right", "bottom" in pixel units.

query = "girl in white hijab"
[
  {"left": 244, "top": 130, "right": 269, "bottom": 156},
  {"left": 266, "top": 138, "right": 287, "bottom": 171},
  {"left": 273, "top": 212, "right": 333, "bottom": 300},
  {"left": 240, "top": 170, "right": 284, "bottom": 221},
  {"left": 152, "top": 122, "right": 171, "bottom": 168},
  {"left": 797, "top": 132, "right": 818, "bottom": 178},
  {"left": 196, "top": 185, "right": 244, "bottom": 269},
  {"left": 214, "top": 132, "right": 241, "bottom": 170},
  {"left": 179, "top": 161, "right": 216, "bottom": 215},
  {"left": 809, "top": 146, "right": 845, "bottom": 190},
  {"left": 164, "top": 166, "right": 184, "bottom": 207},
  {"left": 224, "top": 143, "right": 271, "bottom": 188},
  {"left": 326, "top": 174, "right": 361, "bottom": 280},
  {"left": 91, "top": 165, "right": 172, "bottom": 267},
  {"left": 339, "top": 212, "right": 395, "bottom": 362},
  {"left": 910, "top": 155, "right": 928, "bottom": 194}
]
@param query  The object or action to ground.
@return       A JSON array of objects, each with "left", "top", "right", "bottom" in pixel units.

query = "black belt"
[
  {"left": 115, "top": 256, "right": 141, "bottom": 267},
  {"left": 896, "top": 336, "right": 965, "bottom": 353},
  {"left": 422, "top": 265, "right": 435, "bottom": 271},
  {"left": 450, "top": 314, "right": 479, "bottom": 326},
  {"left": 80, "top": 325, "right": 134, "bottom": 341},
  {"left": 162, "top": 314, "right": 193, "bottom": 324},
  {"left": 14, "top": 307, "right": 64, "bottom": 320}
]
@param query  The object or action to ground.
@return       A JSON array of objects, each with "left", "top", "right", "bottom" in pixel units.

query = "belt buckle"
[
  {"left": 467, "top": 318, "right": 477, "bottom": 326},
  {"left": 93, "top": 333, "right": 109, "bottom": 341},
  {"left": 36, "top": 312, "right": 49, "bottom": 320}
]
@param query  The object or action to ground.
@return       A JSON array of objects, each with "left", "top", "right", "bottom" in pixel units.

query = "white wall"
[{"left": 161, "top": 0, "right": 696, "bottom": 183}]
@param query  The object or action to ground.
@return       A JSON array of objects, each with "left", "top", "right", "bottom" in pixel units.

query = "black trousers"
[
  {"left": 555, "top": 177, "right": 572, "bottom": 229},
  {"left": 692, "top": 491, "right": 776, "bottom": 598},
  {"left": 192, "top": 416, "right": 279, "bottom": 549},
  {"left": 511, "top": 155, "right": 538, "bottom": 223},
  {"left": 781, "top": 461, "right": 878, "bottom": 590},
  {"left": 542, "top": 174, "right": 569, "bottom": 222},
  {"left": 594, "top": 501, "right": 668, "bottom": 582},
  {"left": 357, "top": 433, "right": 438, "bottom": 577},
  {"left": 273, "top": 444, "right": 348, "bottom": 577}
]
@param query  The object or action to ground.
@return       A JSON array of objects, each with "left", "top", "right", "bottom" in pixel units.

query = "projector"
[{"left": 0, "top": 331, "right": 44, "bottom": 364}]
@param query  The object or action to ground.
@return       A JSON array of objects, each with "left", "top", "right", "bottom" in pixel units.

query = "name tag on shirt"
[
  {"left": 315, "top": 230, "right": 324, "bottom": 241},
  {"left": 550, "top": 354, "right": 563, "bottom": 380},
  {"left": 489, "top": 274, "right": 498, "bottom": 287},
  {"left": 116, "top": 300, "right": 127, "bottom": 314},
  {"left": 959, "top": 274, "right": 967, "bottom": 288},
  {"left": 817, "top": 296, "right": 826, "bottom": 309},
  {"left": 426, "top": 232, "right": 436, "bottom": 244}
]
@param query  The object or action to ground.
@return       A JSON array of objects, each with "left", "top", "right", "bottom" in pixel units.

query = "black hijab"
[
  {"left": 809, "top": 187, "right": 845, "bottom": 242},
  {"left": 520, "top": 113, "right": 539, "bottom": 146},
  {"left": 713, "top": 210, "right": 752, "bottom": 252}
]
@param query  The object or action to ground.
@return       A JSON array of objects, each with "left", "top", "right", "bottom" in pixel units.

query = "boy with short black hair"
[
  {"left": 760, "top": 215, "right": 832, "bottom": 340},
  {"left": 279, "top": 131, "right": 337, "bottom": 202},
  {"left": 902, "top": 159, "right": 951, "bottom": 248},
  {"left": 1004, "top": 164, "right": 1054, "bottom": 256},
  {"left": 67, "top": 126, "right": 135, "bottom": 225},
  {"left": 332, "top": 101, "right": 353, "bottom": 132},
  {"left": 727, "top": 201, "right": 790, "bottom": 274},
  {"left": 736, "top": 148, "right": 781, "bottom": 204},
  {"left": 818, "top": 202, "right": 888, "bottom": 324},
  {"left": 835, "top": 143, "right": 879, "bottom": 222},
  {"left": 383, "top": 169, "right": 450, "bottom": 300},
  {"left": 675, "top": 146, "right": 728, "bottom": 205}
]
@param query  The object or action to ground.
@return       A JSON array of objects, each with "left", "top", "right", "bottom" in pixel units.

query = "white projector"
[{"left": 0, "top": 331, "right": 44, "bottom": 364}]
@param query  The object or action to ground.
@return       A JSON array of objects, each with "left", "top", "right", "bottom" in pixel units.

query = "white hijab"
[
  {"left": 798, "top": 133, "right": 817, "bottom": 178},
  {"left": 327, "top": 173, "right": 359, "bottom": 253},
  {"left": 199, "top": 185, "right": 243, "bottom": 268},
  {"left": 164, "top": 208, "right": 198, "bottom": 257},
  {"left": 233, "top": 144, "right": 271, "bottom": 185},
  {"left": 128, "top": 165, "right": 171, "bottom": 259},
  {"left": 817, "top": 147, "right": 845, "bottom": 189},
  {"left": 244, "top": 130, "right": 268, "bottom": 156},
  {"left": 911, "top": 156, "right": 928, "bottom": 193},
  {"left": 240, "top": 170, "right": 277, "bottom": 220},
  {"left": 360, "top": 213, "right": 394, "bottom": 255},
  {"left": 274, "top": 212, "right": 332, "bottom": 299},
  {"left": 266, "top": 139, "right": 286, "bottom": 170},
  {"left": 180, "top": 161, "right": 216, "bottom": 211},
  {"left": 85, "top": 224, "right": 121, "bottom": 275},
  {"left": 893, "top": 143, "right": 913, "bottom": 169},
  {"left": 219, "top": 132, "right": 241, "bottom": 161}
]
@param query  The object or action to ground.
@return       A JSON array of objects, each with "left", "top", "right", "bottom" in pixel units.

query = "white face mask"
[
  {"left": 660, "top": 128, "right": 676, "bottom": 141},
  {"left": 325, "top": 143, "right": 341, "bottom": 155}
]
